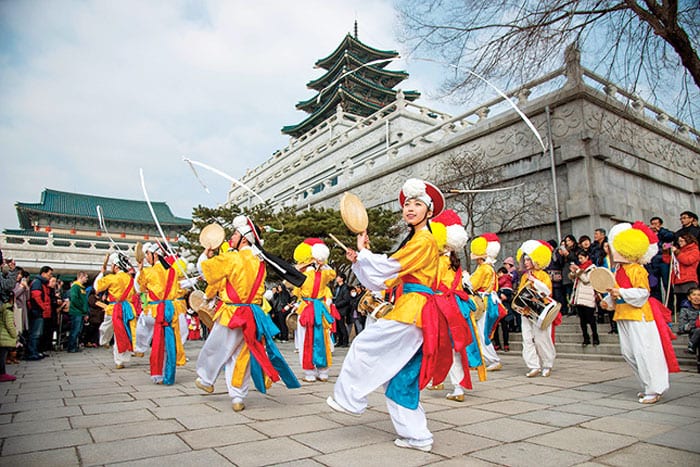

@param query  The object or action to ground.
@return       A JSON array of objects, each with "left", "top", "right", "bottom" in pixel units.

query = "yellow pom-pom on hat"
[
  {"left": 293, "top": 242, "right": 313, "bottom": 264},
  {"left": 609, "top": 221, "right": 658, "bottom": 264},
  {"left": 517, "top": 239, "right": 553, "bottom": 270},
  {"left": 431, "top": 209, "right": 467, "bottom": 252},
  {"left": 293, "top": 238, "right": 329, "bottom": 264},
  {"left": 470, "top": 233, "right": 500, "bottom": 261},
  {"left": 431, "top": 221, "right": 448, "bottom": 251}
]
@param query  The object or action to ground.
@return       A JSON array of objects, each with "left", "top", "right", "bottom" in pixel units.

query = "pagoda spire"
[{"left": 282, "top": 32, "right": 420, "bottom": 138}]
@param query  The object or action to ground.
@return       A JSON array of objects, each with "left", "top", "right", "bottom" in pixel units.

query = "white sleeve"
[
  {"left": 618, "top": 288, "right": 650, "bottom": 308},
  {"left": 93, "top": 272, "right": 104, "bottom": 290},
  {"left": 531, "top": 277, "right": 551, "bottom": 296},
  {"left": 351, "top": 249, "right": 400, "bottom": 292},
  {"left": 601, "top": 293, "right": 614, "bottom": 309},
  {"left": 197, "top": 253, "right": 208, "bottom": 275}
]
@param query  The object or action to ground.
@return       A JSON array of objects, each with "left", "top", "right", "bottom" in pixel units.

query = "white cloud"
[{"left": 0, "top": 0, "right": 465, "bottom": 230}]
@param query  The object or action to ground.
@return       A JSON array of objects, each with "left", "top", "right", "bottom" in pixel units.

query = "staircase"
[{"left": 506, "top": 315, "right": 699, "bottom": 371}]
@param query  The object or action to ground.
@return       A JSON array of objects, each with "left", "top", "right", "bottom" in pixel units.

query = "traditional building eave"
[
  {"left": 307, "top": 52, "right": 408, "bottom": 90},
  {"left": 314, "top": 33, "right": 398, "bottom": 70}
]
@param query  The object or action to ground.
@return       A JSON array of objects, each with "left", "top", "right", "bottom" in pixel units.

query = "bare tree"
[
  {"left": 397, "top": 0, "right": 700, "bottom": 124},
  {"left": 438, "top": 151, "right": 552, "bottom": 269}
]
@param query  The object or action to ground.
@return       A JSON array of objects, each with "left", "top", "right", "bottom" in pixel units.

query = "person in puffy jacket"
[
  {"left": 671, "top": 234, "right": 700, "bottom": 315},
  {"left": 569, "top": 250, "right": 599, "bottom": 346}
]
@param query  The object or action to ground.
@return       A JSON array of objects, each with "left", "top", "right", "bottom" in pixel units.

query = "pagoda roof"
[
  {"left": 15, "top": 189, "right": 191, "bottom": 230},
  {"left": 307, "top": 52, "right": 408, "bottom": 90},
  {"left": 282, "top": 86, "right": 407, "bottom": 137},
  {"left": 297, "top": 72, "right": 419, "bottom": 113},
  {"left": 315, "top": 34, "right": 398, "bottom": 70}
]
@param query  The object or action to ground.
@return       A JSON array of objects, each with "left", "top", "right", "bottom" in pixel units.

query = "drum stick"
[{"left": 328, "top": 233, "right": 349, "bottom": 252}]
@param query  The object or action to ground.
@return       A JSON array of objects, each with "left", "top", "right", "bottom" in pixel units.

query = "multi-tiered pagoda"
[{"left": 282, "top": 28, "right": 420, "bottom": 137}]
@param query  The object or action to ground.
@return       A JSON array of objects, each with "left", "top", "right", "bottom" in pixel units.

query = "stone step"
[
  {"left": 504, "top": 341, "right": 698, "bottom": 368},
  {"left": 508, "top": 332, "right": 619, "bottom": 344}
]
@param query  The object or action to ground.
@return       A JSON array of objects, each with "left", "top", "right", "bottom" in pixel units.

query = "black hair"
[
  {"left": 579, "top": 235, "right": 591, "bottom": 243},
  {"left": 650, "top": 216, "right": 663, "bottom": 224},
  {"left": 497, "top": 266, "right": 508, "bottom": 274},
  {"left": 40, "top": 265, "right": 53, "bottom": 274},
  {"left": 680, "top": 211, "right": 698, "bottom": 221},
  {"left": 595, "top": 228, "right": 606, "bottom": 236}
]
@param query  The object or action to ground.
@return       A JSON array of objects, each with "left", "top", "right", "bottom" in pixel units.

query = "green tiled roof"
[
  {"left": 15, "top": 189, "right": 191, "bottom": 228},
  {"left": 315, "top": 34, "right": 398, "bottom": 70},
  {"left": 307, "top": 52, "right": 408, "bottom": 90}
]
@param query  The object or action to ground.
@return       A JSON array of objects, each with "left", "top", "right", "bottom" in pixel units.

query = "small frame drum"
[
  {"left": 188, "top": 289, "right": 215, "bottom": 330},
  {"left": 286, "top": 312, "right": 298, "bottom": 332},
  {"left": 512, "top": 284, "right": 561, "bottom": 330},
  {"left": 357, "top": 290, "right": 393, "bottom": 320},
  {"left": 472, "top": 295, "right": 486, "bottom": 322}
]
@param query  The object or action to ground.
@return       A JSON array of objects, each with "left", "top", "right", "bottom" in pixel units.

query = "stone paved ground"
[{"left": 0, "top": 340, "right": 698, "bottom": 466}]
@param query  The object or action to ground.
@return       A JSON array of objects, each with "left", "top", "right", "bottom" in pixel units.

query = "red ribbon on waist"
[{"left": 110, "top": 277, "right": 134, "bottom": 353}]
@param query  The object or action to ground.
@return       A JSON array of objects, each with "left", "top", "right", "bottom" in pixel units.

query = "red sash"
[
  {"left": 299, "top": 271, "right": 323, "bottom": 370},
  {"left": 434, "top": 267, "right": 474, "bottom": 389},
  {"left": 222, "top": 262, "right": 281, "bottom": 381},
  {"left": 150, "top": 267, "right": 176, "bottom": 378},
  {"left": 615, "top": 267, "right": 680, "bottom": 373},
  {"left": 109, "top": 277, "right": 134, "bottom": 353}
]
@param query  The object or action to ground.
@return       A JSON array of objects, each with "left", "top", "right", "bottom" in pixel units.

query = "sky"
[{"left": 0, "top": 0, "right": 467, "bottom": 231}]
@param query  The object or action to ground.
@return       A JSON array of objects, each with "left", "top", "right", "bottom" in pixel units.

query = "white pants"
[
  {"left": 135, "top": 313, "right": 155, "bottom": 354},
  {"left": 196, "top": 323, "right": 249, "bottom": 402},
  {"left": 333, "top": 319, "right": 432, "bottom": 446},
  {"left": 521, "top": 318, "right": 556, "bottom": 370},
  {"left": 297, "top": 324, "right": 329, "bottom": 381},
  {"left": 179, "top": 313, "right": 188, "bottom": 347},
  {"left": 447, "top": 351, "right": 466, "bottom": 395},
  {"left": 99, "top": 315, "right": 131, "bottom": 365},
  {"left": 477, "top": 316, "right": 500, "bottom": 365},
  {"left": 618, "top": 319, "right": 669, "bottom": 395}
]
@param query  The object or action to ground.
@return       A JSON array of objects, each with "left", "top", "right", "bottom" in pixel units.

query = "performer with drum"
[
  {"left": 328, "top": 178, "right": 454, "bottom": 453},
  {"left": 194, "top": 216, "right": 300, "bottom": 411},
  {"left": 468, "top": 233, "right": 505, "bottom": 372},
  {"left": 599, "top": 222, "right": 678, "bottom": 404},
  {"left": 95, "top": 253, "right": 137, "bottom": 369},
  {"left": 291, "top": 238, "right": 337, "bottom": 383},
  {"left": 516, "top": 240, "right": 559, "bottom": 377},
  {"left": 136, "top": 242, "right": 186, "bottom": 385}
]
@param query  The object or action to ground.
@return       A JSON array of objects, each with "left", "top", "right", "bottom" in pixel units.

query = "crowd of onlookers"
[{"left": 1, "top": 210, "right": 698, "bottom": 382}]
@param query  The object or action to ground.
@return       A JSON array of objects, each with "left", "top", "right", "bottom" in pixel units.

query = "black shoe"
[
  {"left": 26, "top": 355, "right": 43, "bottom": 361},
  {"left": 582, "top": 341, "right": 590, "bottom": 346},
  {"left": 593, "top": 339, "right": 600, "bottom": 346},
  {"left": 608, "top": 330, "right": 615, "bottom": 334}
]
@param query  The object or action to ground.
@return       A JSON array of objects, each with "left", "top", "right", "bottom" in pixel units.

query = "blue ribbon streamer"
[
  {"left": 121, "top": 301, "right": 134, "bottom": 343},
  {"left": 163, "top": 300, "right": 176, "bottom": 385},
  {"left": 384, "top": 282, "right": 434, "bottom": 409},
  {"left": 482, "top": 294, "right": 500, "bottom": 346},
  {"left": 248, "top": 304, "right": 301, "bottom": 392},
  {"left": 456, "top": 295, "right": 483, "bottom": 368},
  {"left": 304, "top": 298, "right": 334, "bottom": 369}
]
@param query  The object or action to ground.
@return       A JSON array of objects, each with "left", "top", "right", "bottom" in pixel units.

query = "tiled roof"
[{"left": 16, "top": 189, "right": 191, "bottom": 226}]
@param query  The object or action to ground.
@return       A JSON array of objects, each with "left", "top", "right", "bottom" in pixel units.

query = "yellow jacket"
[
  {"left": 382, "top": 229, "right": 439, "bottom": 327},
  {"left": 471, "top": 262, "right": 497, "bottom": 293},
  {"left": 612, "top": 263, "right": 653, "bottom": 322},
  {"left": 96, "top": 271, "right": 136, "bottom": 317},
  {"left": 201, "top": 248, "right": 266, "bottom": 325}
]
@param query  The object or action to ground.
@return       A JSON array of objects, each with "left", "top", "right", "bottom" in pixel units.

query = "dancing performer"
[
  {"left": 136, "top": 242, "right": 185, "bottom": 385},
  {"left": 329, "top": 179, "right": 467, "bottom": 453},
  {"left": 195, "top": 215, "right": 300, "bottom": 411},
  {"left": 600, "top": 222, "right": 678, "bottom": 404},
  {"left": 469, "top": 233, "right": 506, "bottom": 372},
  {"left": 431, "top": 210, "right": 478, "bottom": 402},
  {"left": 292, "top": 238, "right": 336, "bottom": 383},
  {"left": 95, "top": 253, "right": 137, "bottom": 369},
  {"left": 517, "top": 240, "right": 558, "bottom": 377}
]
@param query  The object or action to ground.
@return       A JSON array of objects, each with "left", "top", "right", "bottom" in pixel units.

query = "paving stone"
[
  {"left": 70, "top": 408, "right": 157, "bottom": 428},
  {"left": 457, "top": 417, "right": 557, "bottom": 442},
  {"left": 646, "top": 428, "right": 700, "bottom": 453},
  {"left": 313, "top": 440, "right": 441, "bottom": 467},
  {"left": 430, "top": 407, "right": 502, "bottom": 426},
  {"left": 515, "top": 393, "right": 582, "bottom": 406},
  {"left": 0, "top": 397, "right": 66, "bottom": 414},
  {"left": 596, "top": 442, "right": 700, "bottom": 466},
  {"left": 174, "top": 411, "right": 249, "bottom": 430},
  {"left": 512, "top": 409, "right": 594, "bottom": 428},
  {"left": 581, "top": 415, "right": 675, "bottom": 439},
  {"left": 80, "top": 399, "right": 157, "bottom": 415},
  {"left": 11, "top": 405, "right": 83, "bottom": 422},
  {"left": 367, "top": 417, "right": 454, "bottom": 434},
  {"left": 0, "top": 446, "right": 79, "bottom": 466},
  {"left": 108, "top": 448, "right": 232, "bottom": 466},
  {"left": 14, "top": 389, "right": 74, "bottom": 402},
  {"left": 474, "top": 399, "right": 549, "bottom": 415},
  {"left": 0, "top": 417, "right": 70, "bottom": 437},
  {"left": 148, "top": 401, "right": 220, "bottom": 419},
  {"left": 292, "top": 424, "right": 392, "bottom": 453},
  {"left": 529, "top": 426, "right": 636, "bottom": 456},
  {"left": 430, "top": 429, "right": 501, "bottom": 457},
  {"left": 79, "top": 433, "right": 191, "bottom": 466},
  {"left": 179, "top": 424, "right": 266, "bottom": 449},
  {"left": 2, "top": 428, "right": 92, "bottom": 456},
  {"left": 217, "top": 437, "right": 320, "bottom": 467},
  {"left": 618, "top": 409, "right": 698, "bottom": 427},
  {"left": 254, "top": 414, "right": 343, "bottom": 437},
  {"left": 90, "top": 419, "right": 184, "bottom": 442},
  {"left": 554, "top": 402, "right": 628, "bottom": 417},
  {"left": 65, "top": 392, "right": 134, "bottom": 406},
  {"left": 471, "top": 441, "right": 590, "bottom": 466}
]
